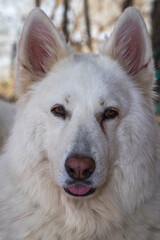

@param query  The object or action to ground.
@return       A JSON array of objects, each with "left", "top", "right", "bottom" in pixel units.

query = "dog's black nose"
[{"left": 65, "top": 156, "right": 95, "bottom": 180}]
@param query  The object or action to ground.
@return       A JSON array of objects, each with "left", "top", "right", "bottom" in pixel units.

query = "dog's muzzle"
[{"left": 64, "top": 155, "right": 96, "bottom": 197}]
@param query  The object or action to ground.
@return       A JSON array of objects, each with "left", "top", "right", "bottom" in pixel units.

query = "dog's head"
[{"left": 13, "top": 7, "right": 157, "bottom": 215}]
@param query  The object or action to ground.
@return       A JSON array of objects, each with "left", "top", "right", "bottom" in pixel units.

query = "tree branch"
[{"left": 84, "top": 0, "right": 92, "bottom": 50}]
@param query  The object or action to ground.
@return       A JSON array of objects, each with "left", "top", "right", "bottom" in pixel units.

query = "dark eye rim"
[
  {"left": 102, "top": 107, "right": 119, "bottom": 121},
  {"left": 51, "top": 104, "right": 66, "bottom": 119}
]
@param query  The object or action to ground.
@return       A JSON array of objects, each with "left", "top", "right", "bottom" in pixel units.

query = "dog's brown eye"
[
  {"left": 51, "top": 105, "right": 66, "bottom": 118},
  {"left": 103, "top": 107, "right": 118, "bottom": 120}
]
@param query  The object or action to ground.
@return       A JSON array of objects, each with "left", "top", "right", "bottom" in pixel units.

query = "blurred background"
[{"left": 0, "top": 0, "right": 160, "bottom": 108}]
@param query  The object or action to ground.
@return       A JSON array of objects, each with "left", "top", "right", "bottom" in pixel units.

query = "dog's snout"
[{"left": 65, "top": 156, "right": 95, "bottom": 180}]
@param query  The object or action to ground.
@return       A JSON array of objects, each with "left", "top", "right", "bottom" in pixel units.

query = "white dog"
[{"left": 0, "top": 7, "right": 160, "bottom": 240}]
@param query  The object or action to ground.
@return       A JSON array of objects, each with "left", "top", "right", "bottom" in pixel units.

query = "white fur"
[{"left": 0, "top": 7, "right": 160, "bottom": 240}]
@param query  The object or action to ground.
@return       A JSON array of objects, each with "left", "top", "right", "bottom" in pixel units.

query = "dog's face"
[
  {"left": 15, "top": 7, "right": 156, "bottom": 210},
  {"left": 30, "top": 54, "right": 134, "bottom": 197}
]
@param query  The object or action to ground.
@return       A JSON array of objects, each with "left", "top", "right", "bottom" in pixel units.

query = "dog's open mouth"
[{"left": 64, "top": 183, "right": 96, "bottom": 197}]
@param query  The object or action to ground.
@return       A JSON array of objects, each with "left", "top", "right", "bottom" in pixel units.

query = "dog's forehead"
[
  {"left": 61, "top": 54, "right": 124, "bottom": 89},
  {"left": 72, "top": 53, "right": 109, "bottom": 76},
  {"left": 41, "top": 53, "right": 131, "bottom": 106},
  {"left": 62, "top": 54, "right": 110, "bottom": 101},
  {"left": 70, "top": 53, "right": 129, "bottom": 87},
  {"left": 63, "top": 53, "right": 130, "bottom": 98}
]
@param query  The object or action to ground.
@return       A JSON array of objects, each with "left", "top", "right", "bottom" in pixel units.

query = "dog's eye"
[
  {"left": 51, "top": 105, "right": 66, "bottom": 118},
  {"left": 103, "top": 107, "right": 119, "bottom": 120}
]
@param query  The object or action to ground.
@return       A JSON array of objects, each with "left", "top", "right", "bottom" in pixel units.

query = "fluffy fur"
[{"left": 0, "top": 7, "right": 160, "bottom": 240}]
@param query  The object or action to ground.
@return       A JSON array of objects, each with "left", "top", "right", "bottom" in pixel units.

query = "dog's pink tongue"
[{"left": 68, "top": 184, "right": 91, "bottom": 195}]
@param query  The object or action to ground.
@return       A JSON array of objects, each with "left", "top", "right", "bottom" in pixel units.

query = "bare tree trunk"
[
  {"left": 35, "top": 0, "right": 41, "bottom": 7},
  {"left": 84, "top": 0, "right": 92, "bottom": 50},
  {"left": 152, "top": 0, "right": 160, "bottom": 57},
  {"left": 122, "top": 0, "right": 133, "bottom": 11},
  {"left": 62, "top": 0, "right": 69, "bottom": 42},
  {"left": 151, "top": 0, "right": 160, "bottom": 97}
]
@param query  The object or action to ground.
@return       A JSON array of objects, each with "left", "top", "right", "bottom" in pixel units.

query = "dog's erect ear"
[
  {"left": 100, "top": 7, "right": 155, "bottom": 90},
  {"left": 16, "top": 8, "right": 72, "bottom": 96}
]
